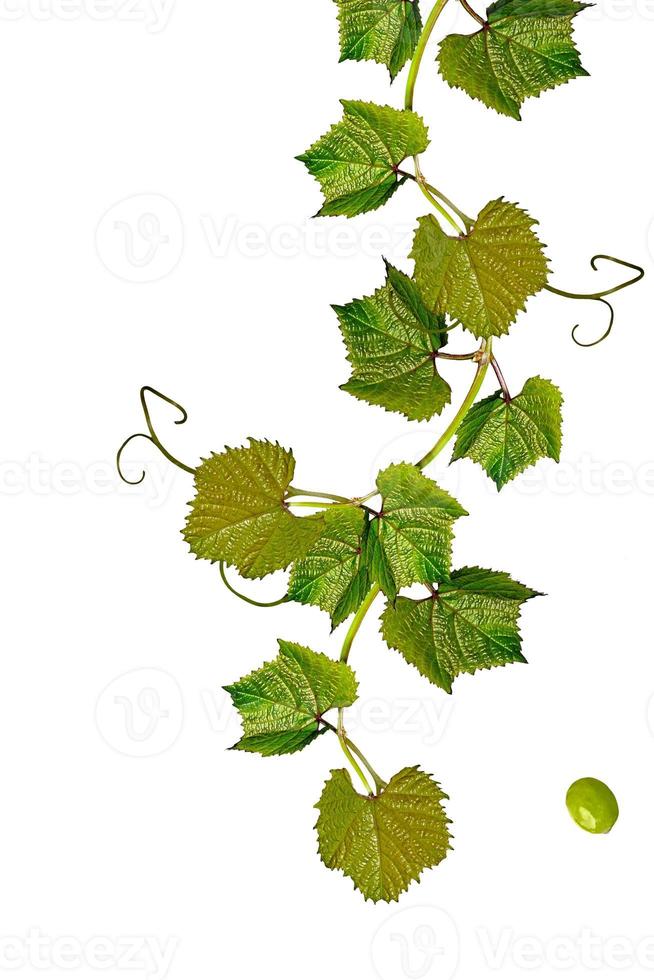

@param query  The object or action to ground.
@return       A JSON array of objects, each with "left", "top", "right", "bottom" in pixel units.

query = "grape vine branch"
[{"left": 117, "top": 0, "right": 643, "bottom": 902}]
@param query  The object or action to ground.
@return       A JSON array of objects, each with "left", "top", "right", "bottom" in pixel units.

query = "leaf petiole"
[
  {"left": 343, "top": 736, "right": 387, "bottom": 792},
  {"left": 490, "top": 355, "right": 512, "bottom": 402},
  {"left": 287, "top": 500, "right": 338, "bottom": 509},
  {"left": 323, "top": 720, "right": 387, "bottom": 794},
  {"left": 458, "top": 0, "right": 485, "bottom": 26},
  {"left": 418, "top": 174, "right": 474, "bottom": 230},
  {"left": 286, "top": 487, "right": 350, "bottom": 503},
  {"left": 409, "top": 165, "right": 464, "bottom": 234},
  {"left": 337, "top": 733, "right": 375, "bottom": 795},
  {"left": 437, "top": 349, "right": 481, "bottom": 361}
]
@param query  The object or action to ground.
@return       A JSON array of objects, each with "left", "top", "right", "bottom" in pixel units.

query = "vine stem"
[
  {"left": 332, "top": 349, "right": 492, "bottom": 788},
  {"left": 350, "top": 344, "right": 490, "bottom": 503},
  {"left": 331, "top": 342, "right": 491, "bottom": 790},
  {"left": 336, "top": 583, "right": 382, "bottom": 791},
  {"left": 417, "top": 340, "right": 491, "bottom": 469},
  {"left": 405, "top": 0, "right": 449, "bottom": 113},
  {"left": 404, "top": 0, "right": 473, "bottom": 233},
  {"left": 340, "top": 584, "right": 381, "bottom": 664}
]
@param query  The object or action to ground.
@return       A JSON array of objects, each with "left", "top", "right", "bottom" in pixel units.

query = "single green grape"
[{"left": 566, "top": 777, "right": 619, "bottom": 834}]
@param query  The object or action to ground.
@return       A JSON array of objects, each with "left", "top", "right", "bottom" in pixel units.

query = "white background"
[{"left": 1, "top": 0, "right": 653, "bottom": 977}]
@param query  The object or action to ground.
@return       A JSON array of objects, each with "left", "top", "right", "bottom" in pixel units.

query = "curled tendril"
[
  {"left": 546, "top": 254, "right": 645, "bottom": 348},
  {"left": 116, "top": 386, "right": 195, "bottom": 485},
  {"left": 571, "top": 297, "right": 615, "bottom": 349},
  {"left": 116, "top": 432, "right": 151, "bottom": 485},
  {"left": 219, "top": 562, "right": 289, "bottom": 608}
]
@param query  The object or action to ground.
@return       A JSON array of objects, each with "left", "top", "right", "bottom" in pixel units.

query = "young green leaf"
[
  {"left": 452, "top": 376, "right": 563, "bottom": 489},
  {"left": 316, "top": 766, "right": 451, "bottom": 902},
  {"left": 438, "top": 0, "right": 590, "bottom": 120},
  {"left": 381, "top": 567, "right": 540, "bottom": 693},
  {"left": 183, "top": 439, "right": 323, "bottom": 579},
  {"left": 297, "top": 100, "right": 429, "bottom": 217},
  {"left": 334, "top": 261, "right": 452, "bottom": 421},
  {"left": 410, "top": 198, "right": 549, "bottom": 338},
  {"left": 366, "top": 463, "right": 467, "bottom": 601},
  {"left": 225, "top": 640, "right": 358, "bottom": 756},
  {"left": 287, "top": 505, "right": 371, "bottom": 628},
  {"left": 333, "top": 0, "right": 422, "bottom": 80}
]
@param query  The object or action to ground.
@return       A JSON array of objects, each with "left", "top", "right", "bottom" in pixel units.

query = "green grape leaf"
[
  {"left": 381, "top": 567, "right": 540, "bottom": 693},
  {"left": 438, "top": 0, "right": 590, "bottom": 120},
  {"left": 452, "top": 376, "right": 563, "bottom": 489},
  {"left": 225, "top": 640, "right": 358, "bottom": 756},
  {"left": 411, "top": 198, "right": 549, "bottom": 339},
  {"left": 183, "top": 439, "right": 323, "bottom": 579},
  {"left": 333, "top": 0, "right": 422, "bottom": 80},
  {"left": 315, "top": 766, "right": 451, "bottom": 902},
  {"left": 297, "top": 100, "right": 429, "bottom": 217},
  {"left": 334, "top": 261, "right": 452, "bottom": 421},
  {"left": 366, "top": 463, "right": 467, "bottom": 601},
  {"left": 287, "top": 505, "right": 371, "bottom": 628}
]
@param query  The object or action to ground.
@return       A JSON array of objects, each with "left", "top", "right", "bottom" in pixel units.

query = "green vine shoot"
[{"left": 118, "top": 0, "right": 643, "bottom": 902}]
